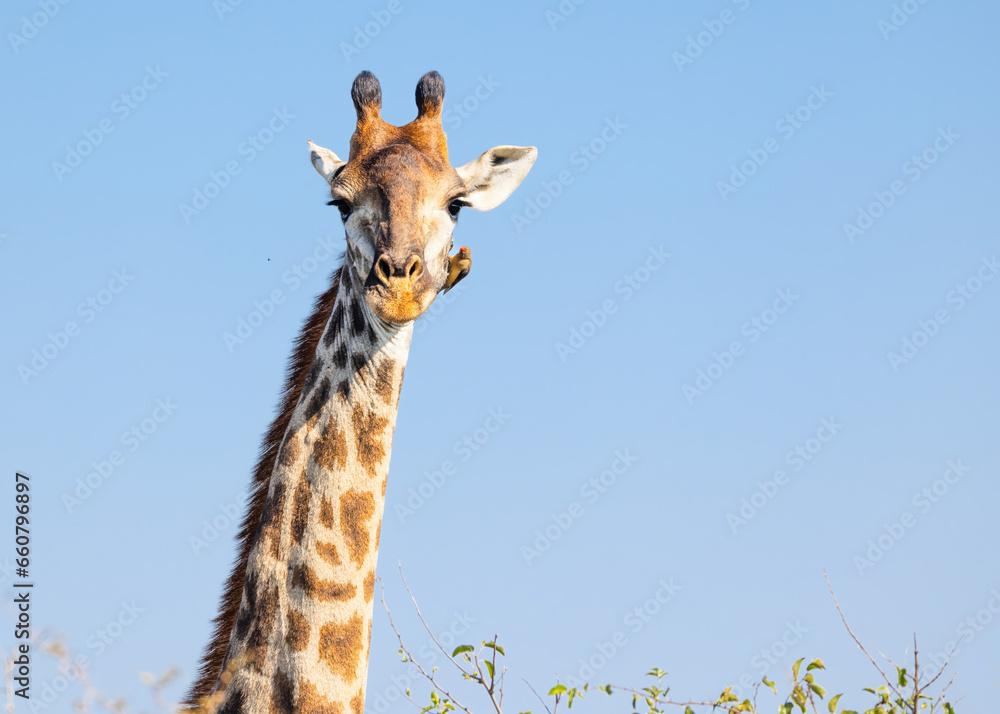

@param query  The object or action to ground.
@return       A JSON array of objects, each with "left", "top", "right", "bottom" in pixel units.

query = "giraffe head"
[{"left": 308, "top": 70, "right": 536, "bottom": 323}]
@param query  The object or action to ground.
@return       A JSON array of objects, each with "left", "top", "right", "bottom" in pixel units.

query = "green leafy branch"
[
  {"left": 380, "top": 571, "right": 960, "bottom": 714},
  {"left": 380, "top": 568, "right": 509, "bottom": 714}
]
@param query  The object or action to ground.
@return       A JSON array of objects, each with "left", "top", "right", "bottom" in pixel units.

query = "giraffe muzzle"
[
  {"left": 364, "top": 250, "right": 436, "bottom": 323},
  {"left": 372, "top": 251, "right": 424, "bottom": 287}
]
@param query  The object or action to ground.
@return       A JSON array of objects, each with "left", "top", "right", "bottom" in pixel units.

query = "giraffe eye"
[
  {"left": 447, "top": 200, "right": 465, "bottom": 220},
  {"left": 328, "top": 199, "right": 352, "bottom": 222}
]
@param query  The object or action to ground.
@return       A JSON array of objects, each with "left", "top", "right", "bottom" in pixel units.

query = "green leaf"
[
  {"left": 792, "top": 686, "right": 807, "bottom": 713},
  {"left": 827, "top": 693, "right": 842, "bottom": 712},
  {"left": 549, "top": 685, "right": 567, "bottom": 696},
  {"left": 684, "top": 708, "right": 695, "bottom": 714},
  {"left": 716, "top": 686, "right": 737, "bottom": 704},
  {"left": 484, "top": 641, "right": 506, "bottom": 656},
  {"left": 601, "top": 685, "right": 613, "bottom": 695},
  {"left": 897, "top": 667, "right": 907, "bottom": 687},
  {"left": 452, "top": 645, "right": 474, "bottom": 657},
  {"left": 762, "top": 676, "right": 776, "bottom": 694},
  {"left": 484, "top": 661, "right": 494, "bottom": 681},
  {"left": 792, "top": 658, "right": 805, "bottom": 681},
  {"left": 807, "top": 659, "right": 826, "bottom": 672},
  {"left": 780, "top": 704, "right": 794, "bottom": 714},
  {"left": 810, "top": 684, "right": 826, "bottom": 698}
]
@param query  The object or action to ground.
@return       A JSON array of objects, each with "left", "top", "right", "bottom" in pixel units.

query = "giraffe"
[{"left": 183, "top": 70, "right": 536, "bottom": 713}]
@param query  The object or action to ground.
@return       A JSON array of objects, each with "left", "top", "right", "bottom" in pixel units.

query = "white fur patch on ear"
[
  {"left": 456, "top": 145, "right": 537, "bottom": 211},
  {"left": 308, "top": 139, "right": 345, "bottom": 185}
]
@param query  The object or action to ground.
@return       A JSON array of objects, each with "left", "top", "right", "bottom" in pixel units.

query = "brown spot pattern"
[
  {"left": 292, "top": 563, "right": 357, "bottom": 602},
  {"left": 350, "top": 300, "right": 366, "bottom": 337},
  {"left": 319, "top": 614, "right": 365, "bottom": 682},
  {"left": 351, "top": 690, "right": 365, "bottom": 714},
  {"left": 290, "top": 479, "right": 311, "bottom": 545},
  {"left": 364, "top": 569, "right": 375, "bottom": 602},
  {"left": 303, "top": 358, "right": 323, "bottom": 396},
  {"left": 299, "top": 677, "right": 346, "bottom": 714},
  {"left": 244, "top": 584, "right": 279, "bottom": 672},
  {"left": 314, "top": 416, "right": 348, "bottom": 472},
  {"left": 286, "top": 607, "right": 309, "bottom": 652},
  {"left": 324, "top": 303, "right": 344, "bottom": 349},
  {"left": 339, "top": 490, "right": 376, "bottom": 565},
  {"left": 332, "top": 343, "right": 348, "bottom": 369},
  {"left": 316, "top": 540, "right": 342, "bottom": 567},
  {"left": 271, "top": 669, "right": 295, "bottom": 713},
  {"left": 374, "top": 360, "right": 396, "bottom": 404},
  {"left": 351, "top": 405, "right": 389, "bottom": 477},
  {"left": 351, "top": 352, "right": 369, "bottom": 376},
  {"left": 396, "top": 366, "right": 406, "bottom": 403},
  {"left": 319, "top": 497, "right": 335, "bottom": 528},
  {"left": 304, "top": 377, "right": 331, "bottom": 425},
  {"left": 258, "top": 483, "right": 287, "bottom": 560},
  {"left": 216, "top": 684, "right": 245, "bottom": 714},
  {"left": 278, "top": 436, "right": 301, "bottom": 468}
]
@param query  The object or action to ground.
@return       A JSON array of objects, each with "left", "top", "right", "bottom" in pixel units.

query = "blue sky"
[{"left": 2, "top": 0, "right": 998, "bottom": 712}]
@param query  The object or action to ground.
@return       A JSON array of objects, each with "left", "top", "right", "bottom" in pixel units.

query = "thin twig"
[
  {"left": 490, "top": 636, "right": 498, "bottom": 694},
  {"left": 498, "top": 665, "right": 507, "bottom": 707},
  {"left": 933, "top": 672, "right": 958, "bottom": 711},
  {"left": 523, "top": 680, "right": 553, "bottom": 714},
  {"left": 824, "top": 570, "right": 904, "bottom": 701},
  {"left": 922, "top": 639, "right": 962, "bottom": 690},
  {"left": 399, "top": 564, "right": 474, "bottom": 679},
  {"left": 474, "top": 650, "right": 504, "bottom": 714},
  {"left": 600, "top": 683, "right": 750, "bottom": 712},
  {"left": 378, "top": 577, "right": 476, "bottom": 714}
]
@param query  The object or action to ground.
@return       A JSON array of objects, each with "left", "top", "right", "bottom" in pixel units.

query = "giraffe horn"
[
  {"left": 351, "top": 70, "right": 383, "bottom": 124},
  {"left": 414, "top": 70, "right": 445, "bottom": 121}
]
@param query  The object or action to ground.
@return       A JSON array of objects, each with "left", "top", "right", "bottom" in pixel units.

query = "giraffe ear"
[
  {"left": 308, "top": 140, "right": 345, "bottom": 186},
  {"left": 456, "top": 146, "right": 537, "bottom": 211}
]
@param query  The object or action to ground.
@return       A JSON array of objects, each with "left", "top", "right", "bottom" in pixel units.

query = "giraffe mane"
[{"left": 183, "top": 263, "right": 344, "bottom": 707}]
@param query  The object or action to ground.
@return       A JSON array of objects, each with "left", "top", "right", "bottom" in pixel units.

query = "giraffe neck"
[{"left": 213, "top": 264, "right": 412, "bottom": 713}]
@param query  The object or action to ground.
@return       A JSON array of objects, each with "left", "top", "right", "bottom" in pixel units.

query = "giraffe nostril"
[
  {"left": 406, "top": 255, "right": 423, "bottom": 280},
  {"left": 375, "top": 256, "right": 393, "bottom": 286}
]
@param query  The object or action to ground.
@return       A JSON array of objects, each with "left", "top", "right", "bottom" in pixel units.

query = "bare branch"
[
  {"left": 398, "top": 564, "right": 474, "bottom": 679},
  {"left": 922, "top": 639, "right": 962, "bottom": 690},
  {"left": 522, "top": 680, "right": 553, "bottom": 714},
  {"left": 598, "top": 683, "right": 756, "bottom": 712},
  {"left": 490, "top": 636, "right": 498, "bottom": 695},
  {"left": 379, "top": 577, "right": 476, "bottom": 714},
  {"left": 824, "top": 570, "right": 904, "bottom": 701},
  {"left": 470, "top": 650, "right": 503, "bottom": 714},
  {"left": 933, "top": 672, "right": 958, "bottom": 711}
]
